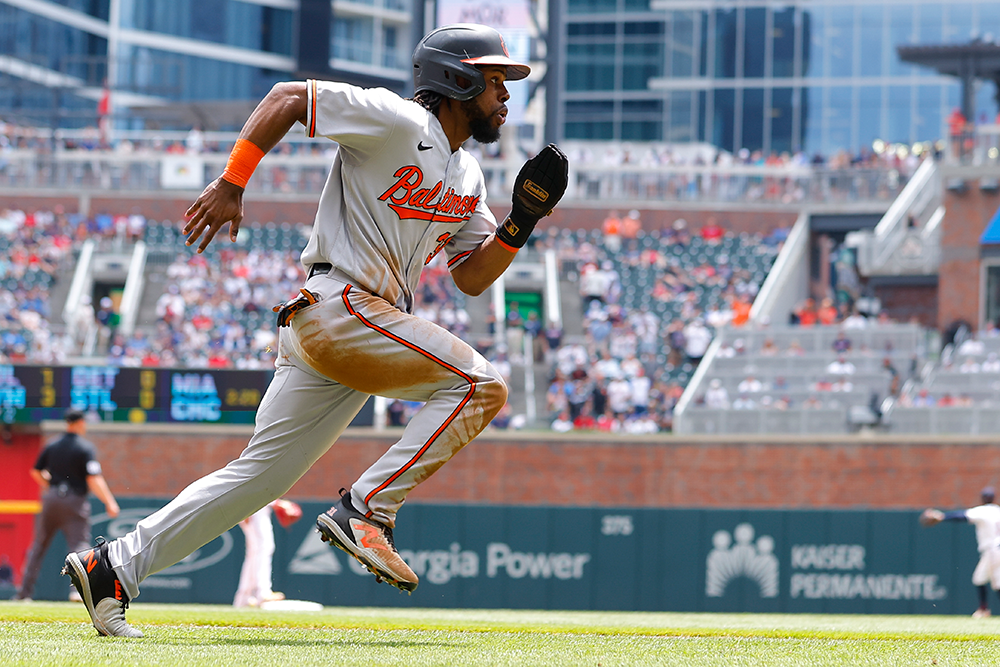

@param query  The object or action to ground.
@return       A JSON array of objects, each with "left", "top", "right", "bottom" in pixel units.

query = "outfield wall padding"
[{"left": 25, "top": 499, "right": 985, "bottom": 616}]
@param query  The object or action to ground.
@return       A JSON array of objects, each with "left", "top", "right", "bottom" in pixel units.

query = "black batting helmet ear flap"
[{"left": 412, "top": 23, "right": 530, "bottom": 102}]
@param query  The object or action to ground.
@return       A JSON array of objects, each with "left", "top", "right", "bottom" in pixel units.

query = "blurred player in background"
[
  {"left": 921, "top": 486, "right": 1000, "bottom": 617},
  {"left": 13, "top": 409, "right": 120, "bottom": 602},
  {"left": 62, "top": 22, "right": 568, "bottom": 637},
  {"left": 234, "top": 498, "right": 301, "bottom": 608}
]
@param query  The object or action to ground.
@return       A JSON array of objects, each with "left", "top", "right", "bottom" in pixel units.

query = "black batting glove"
[
  {"left": 496, "top": 144, "right": 569, "bottom": 250},
  {"left": 273, "top": 288, "right": 320, "bottom": 327}
]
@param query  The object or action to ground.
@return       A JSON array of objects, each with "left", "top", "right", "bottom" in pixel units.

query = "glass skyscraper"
[
  {"left": 548, "top": 0, "right": 1000, "bottom": 157},
  {"left": 0, "top": 0, "right": 417, "bottom": 129},
  {"left": 3, "top": 0, "right": 998, "bottom": 157}
]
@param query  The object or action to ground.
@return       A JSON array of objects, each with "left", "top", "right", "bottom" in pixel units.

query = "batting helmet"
[
  {"left": 412, "top": 24, "right": 530, "bottom": 101},
  {"left": 983, "top": 486, "right": 996, "bottom": 504}
]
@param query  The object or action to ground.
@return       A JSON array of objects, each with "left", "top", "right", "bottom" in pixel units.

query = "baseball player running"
[
  {"left": 62, "top": 23, "right": 568, "bottom": 637},
  {"left": 921, "top": 486, "right": 1000, "bottom": 617}
]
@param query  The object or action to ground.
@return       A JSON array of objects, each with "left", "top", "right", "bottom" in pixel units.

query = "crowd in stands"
[
  {"left": 0, "top": 194, "right": 912, "bottom": 435},
  {"left": 0, "top": 197, "right": 922, "bottom": 433},
  {"left": 0, "top": 202, "right": 156, "bottom": 364},
  {"left": 107, "top": 247, "right": 303, "bottom": 369},
  {"left": 0, "top": 207, "right": 78, "bottom": 363},
  {"left": 488, "top": 213, "right": 784, "bottom": 433}
]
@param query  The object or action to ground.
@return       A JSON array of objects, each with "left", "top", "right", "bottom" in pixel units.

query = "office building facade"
[
  {"left": 3, "top": 0, "right": 997, "bottom": 158},
  {"left": 0, "top": 0, "right": 420, "bottom": 129},
  {"left": 547, "top": 0, "right": 1000, "bottom": 157}
]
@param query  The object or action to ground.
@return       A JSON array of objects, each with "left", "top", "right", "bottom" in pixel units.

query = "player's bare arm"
[
  {"left": 183, "top": 81, "right": 309, "bottom": 253},
  {"left": 451, "top": 235, "right": 518, "bottom": 296},
  {"left": 454, "top": 144, "right": 569, "bottom": 296}
]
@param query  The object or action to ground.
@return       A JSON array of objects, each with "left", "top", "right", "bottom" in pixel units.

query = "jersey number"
[{"left": 425, "top": 232, "right": 454, "bottom": 265}]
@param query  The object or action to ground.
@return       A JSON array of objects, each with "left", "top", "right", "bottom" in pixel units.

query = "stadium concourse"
[{"left": 0, "top": 118, "right": 922, "bottom": 201}]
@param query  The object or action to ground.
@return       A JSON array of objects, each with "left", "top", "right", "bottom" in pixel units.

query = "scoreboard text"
[{"left": 0, "top": 365, "right": 273, "bottom": 424}]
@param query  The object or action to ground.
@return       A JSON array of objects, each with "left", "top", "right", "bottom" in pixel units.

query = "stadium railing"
[
  {"left": 0, "top": 135, "right": 908, "bottom": 207},
  {"left": 887, "top": 406, "right": 1000, "bottom": 435},
  {"left": 680, "top": 406, "right": 850, "bottom": 435}
]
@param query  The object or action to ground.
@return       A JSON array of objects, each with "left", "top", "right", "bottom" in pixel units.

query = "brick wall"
[
  {"left": 871, "top": 283, "right": 938, "bottom": 328},
  {"left": 939, "top": 182, "right": 1000, "bottom": 330},
  {"left": 72, "top": 424, "right": 999, "bottom": 510}
]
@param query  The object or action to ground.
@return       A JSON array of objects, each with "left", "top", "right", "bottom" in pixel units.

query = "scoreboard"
[{"left": 0, "top": 365, "right": 273, "bottom": 424}]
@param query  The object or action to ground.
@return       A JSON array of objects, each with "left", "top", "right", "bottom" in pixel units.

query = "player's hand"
[
  {"left": 182, "top": 177, "right": 245, "bottom": 253},
  {"left": 919, "top": 508, "right": 944, "bottom": 527},
  {"left": 497, "top": 144, "right": 569, "bottom": 249},
  {"left": 512, "top": 143, "right": 569, "bottom": 221}
]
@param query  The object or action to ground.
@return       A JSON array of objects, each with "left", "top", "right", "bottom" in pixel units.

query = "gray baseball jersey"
[
  {"left": 300, "top": 79, "right": 497, "bottom": 312},
  {"left": 107, "top": 81, "right": 509, "bottom": 600}
]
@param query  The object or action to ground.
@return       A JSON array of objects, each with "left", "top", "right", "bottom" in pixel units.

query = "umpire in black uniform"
[{"left": 12, "top": 409, "right": 121, "bottom": 601}]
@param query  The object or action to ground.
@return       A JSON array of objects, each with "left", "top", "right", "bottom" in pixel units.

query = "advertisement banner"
[
  {"left": 160, "top": 155, "right": 204, "bottom": 189},
  {"left": 27, "top": 502, "right": 979, "bottom": 615}
]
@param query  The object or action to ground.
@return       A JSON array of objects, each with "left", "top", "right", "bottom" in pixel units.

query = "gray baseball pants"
[{"left": 108, "top": 272, "right": 506, "bottom": 600}]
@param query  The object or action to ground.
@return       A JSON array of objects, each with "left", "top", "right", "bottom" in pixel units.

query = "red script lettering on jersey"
[{"left": 379, "top": 166, "right": 480, "bottom": 223}]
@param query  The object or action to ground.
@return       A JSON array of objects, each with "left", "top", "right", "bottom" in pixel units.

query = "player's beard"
[{"left": 462, "top": 98, "right": 502, "bottom": 144}]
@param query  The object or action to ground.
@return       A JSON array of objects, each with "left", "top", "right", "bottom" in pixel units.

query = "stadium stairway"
[
  {"left": 557, "top": 269, "right": 585, "bottom": 338},
  {"left": 48, "top": 259, "right": 77, "bottom": 333},
  {"left": 135, "top": 262, "right": 168, "bottom": 329}
]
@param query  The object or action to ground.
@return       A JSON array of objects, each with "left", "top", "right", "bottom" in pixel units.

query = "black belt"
[{"left": 308, "top": 263, "right": 333, "bottom": 279}]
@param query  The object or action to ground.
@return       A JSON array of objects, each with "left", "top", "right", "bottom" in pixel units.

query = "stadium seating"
[
  {"left": 526, "top": 225, "right": 785, "bottom": 433},
  {"left": 676, "top": 323, "right": 927, "bottom": 434},
  {"left": 10, "top": 207, "right": 975, "bottom": 435}
]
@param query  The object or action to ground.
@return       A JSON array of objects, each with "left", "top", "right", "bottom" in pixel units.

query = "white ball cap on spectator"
[{"left": 100, "top": 296, "right": 113, "bottom": 308}]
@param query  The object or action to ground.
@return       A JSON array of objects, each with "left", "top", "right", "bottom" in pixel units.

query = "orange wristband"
[
  {"left": 493, "top": 233, "right": 519, "bottom": 253},
  {"left": 221, "top": 138, "right": 265, "bottom": 188}
]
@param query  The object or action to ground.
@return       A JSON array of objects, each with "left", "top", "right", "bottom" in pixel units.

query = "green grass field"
[{"left": 3, "top": 602, "right": 1000, "bottom": 666}]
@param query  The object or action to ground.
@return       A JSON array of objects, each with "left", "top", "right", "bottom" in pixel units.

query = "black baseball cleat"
[
  {"left": 316, "top": 488, "right": 418, "bottom": 593},
  {"left": 62, "top": 537, "right": 143, "bottom": 637}
]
